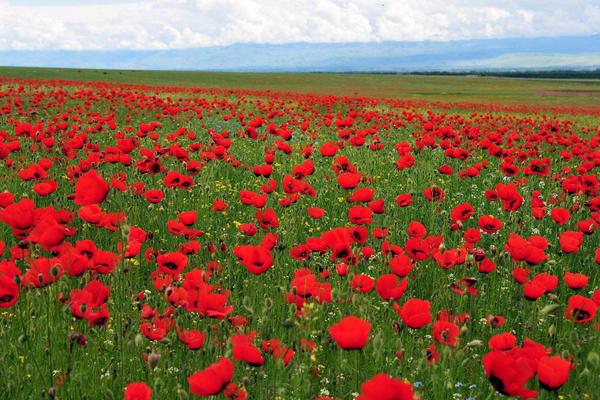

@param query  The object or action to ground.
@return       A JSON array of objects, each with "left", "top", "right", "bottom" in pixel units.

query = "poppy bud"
[
  {"left": 74, "top": 333, "right": 87, "bottom": 346},
  {"left": 242, "top": 296, "right": 254, "bottom": 314},
  {"left": 392, "top": 320, "right": 401, "bottom": 334},
  {"left": 579, "top": 368, "right": 591, "bottom": 378},
  {"left": 474, "top": 248, "right": 486, "bottom": 261},
  {"left": 48, "top": 387, "right": 57, "bottom": 399},
  {"left": 263, "top": 297, "right": 273, "bottom": 311},
  {"left": 465, "top": 253, "right": 475, "bottom": 265},
  {"left": 134, "top": 333, "right": 144, "bottom": 347},
  {"left": 148, "top": 352, "right": 160, "bottom": 369},
  {"left": 489, "top": 245, "right": 497, "bottom": 255},
  {"left": 121, "top": 224, "right": 130, "bottom": 237},
  {"left": 282, "top": 319, "right": 295, "bottom": 328},
  {"left": 466, "top": 340, "right": 483, "bottom": 347},
  {"left": 177, "top": 388, "right": 188, "bottom": 400}
]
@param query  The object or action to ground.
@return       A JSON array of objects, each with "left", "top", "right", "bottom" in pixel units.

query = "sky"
[{"left": 1, "top": 0, "right": 599, "bottom": 51}]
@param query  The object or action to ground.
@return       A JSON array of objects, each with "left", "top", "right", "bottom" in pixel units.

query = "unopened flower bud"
[{"left": 148, "top": 352, "right": 160, "bottom": 369}]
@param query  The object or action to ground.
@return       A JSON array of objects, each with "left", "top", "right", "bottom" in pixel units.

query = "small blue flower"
[
  {"left": 413, "top": 381, "right": 424, "bottom": 388},
  {"left": 455, "top": 381, "right": 464, "bottom": 388},
  {"left": 468, "top": 384, "right": 477, "bottom": 390}
]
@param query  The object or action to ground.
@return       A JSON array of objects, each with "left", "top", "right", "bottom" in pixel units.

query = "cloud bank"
[{"left": 0, "top": 0, "right": 599, "bottom": 51}]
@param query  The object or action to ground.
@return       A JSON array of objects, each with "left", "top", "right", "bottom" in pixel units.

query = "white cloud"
[{"left": 0, "top": 0, "right": 599, "bottom": 50}]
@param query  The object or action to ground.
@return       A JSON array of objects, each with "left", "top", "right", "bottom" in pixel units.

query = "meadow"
[{"left": 0, "top": 70, "right": 599, "bottom": 400}]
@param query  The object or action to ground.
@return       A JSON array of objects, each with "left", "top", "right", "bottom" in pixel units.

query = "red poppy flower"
[
  {"left": 423, "top": 186, "right": 444, "bottom": 201},
  {"left": 290, "top": 244, "right": 310, "bottom": 260},
  {"left": 124, "top": 382, "right": 152, "bottom": 400},
  {"left": 482, "top": 350, "right": 538, "bottom": 399},
  {"left": 451, "top": 203, "right": 475, "bottom": 222},
  {"left": 33, "top": 180, "right": 58, "bottom": 196},
  {"left": 22, "top": 257, "right": 62, "bottom": 288},
  {"left": 73, "top": 170, "right": 109, "bottom": 206},
  {"left": 351, "top": 274, "right": 375, "bottom": 293},
  {"left": 348, "top": 206, "right": 373, "bottom": 225},
  {"left": 564, "top": 272, "right": 588, "bottom": 290},
  {"left": 238, "top": 223, "right": 257, "bottom": 236},
  {"left": 157, "top": 252, "right": 188, "bottom": 275},
  {"left": 390, "top": 255, "right": 414, "bottom": 277},
  {"left": 478, "top": 258, "right": 496, "bottom": 273},
  {"left": 432, "top": 320, "right": 460, "bottom": 346},
  {"left": 337, "top": 172, "right": 361, "bottom": 189},
  {"left": 505, "top": 233, "right": 548, "bottom": 265},
  {"left": 550, "top": 208, "right": 570, "bottom": 225},
  {"left": 233, "top": 245, "right": 273, "bottom": 275},
  {"left": 376, "top": 274, "right": 407, "bottom": 300},
  {"left": 256, "top": 208, "right": 279, "bottom": 230},
  {"left": 559, "top": 231, "right": 583, "bottom": 253},
  {"left": 0, "top": 274, "right": 19, "bottom": 308},
  {"left": 177, "top": 328, "right": 206, "bottom": 351},
  {"left": 144, "top": 189, "right": 164, "bottom": 204},
  {"left": 356, "top": 373, "right": 415, "bottom": 400},
  {"left": 0, "top": 192, "right": 14, "bottom": 208},
  {"left": 464, "top": 228, "right": 481, "bottom": 243},
  {"left": 308, "top": 207, "right": 325, "bottom": 219},
  {"left": 0, "top": 198, "right": 36, "bottom": 235},
  {"left": 478, "top": 215, "right": 503, "bottom": 234},
  {"left": 177, "top": 211, "right": 197, "bottom": 226},
  {"left": 395, "top": 298, "right": 432, "bottom": 329},
  {"left": 395, "top": 193, "right": 412, "bottom": 207},
  {"left": 565, "top": 294, "right": 597, "bottom": 323},
  {"left": 349, "top": 188, "right": 376, "bottom": 203},
  {"left": 487, "top": 315, "right": 506, "bottom": 328},
  {"left": 69, "top": 279, "right": 110, "bottom": 319},
  {"left": 438, "top": 164, "right": 453, "bottom": 175},
  {"left": 231, "top": 333, "right": 264, "bottom": 366},
  {"left": 27, "top": 214, "right": 66, "bottom": 250},
  {"left": 188, "top": 357, "right": 234, "bottom": 397},
  {"left": 328, "top": 316, "right": 371, "bottom": 350},
  {"left": 537, "top": 356, "right": 572, "bottom": 391},
  {"left": 319, "top": 141, "right": 338, "bottom": 157}
]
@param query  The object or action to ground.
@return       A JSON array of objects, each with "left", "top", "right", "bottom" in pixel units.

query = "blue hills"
[{"left": 1, "top": 34, "right": 599, "bottom": 72}]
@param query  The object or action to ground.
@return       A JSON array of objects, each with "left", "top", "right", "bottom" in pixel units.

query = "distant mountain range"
[{"left": 1, "top": 34, "right": 600, "bottom": 72}]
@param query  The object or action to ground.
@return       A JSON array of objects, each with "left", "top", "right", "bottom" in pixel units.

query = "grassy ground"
[{"left": 2, "top": 66, "right": 600, "bottom": 108}]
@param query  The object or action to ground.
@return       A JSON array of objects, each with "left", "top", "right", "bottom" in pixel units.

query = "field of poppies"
[{"left": 0, "top": 75, "right": 599, "bottom": 400}]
